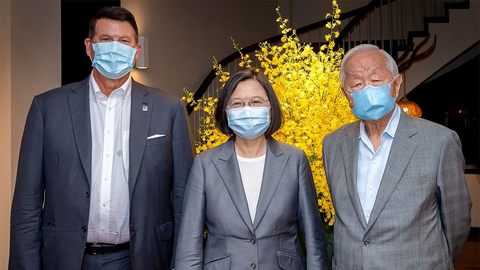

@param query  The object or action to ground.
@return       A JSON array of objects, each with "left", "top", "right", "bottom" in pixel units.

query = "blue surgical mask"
[
  {"left": 226, "top": 106, "right": 270, "bottom": 140},
  {"left": 347, "top": 77, "right": 397, "bottom": 121},
  {"left": 91, "top": 41, "right": 137, "bottom": 79}
]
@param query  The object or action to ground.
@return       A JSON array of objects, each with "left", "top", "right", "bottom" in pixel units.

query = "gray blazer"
[
  {"left": 323, "top": 111, "right": 471, "bottom": 269},
  {"left": 175, "top": 138, "right": 328, "bottom": 270},
  {"left": 9, "top": 77, "right": 194, "bottom": 270}
]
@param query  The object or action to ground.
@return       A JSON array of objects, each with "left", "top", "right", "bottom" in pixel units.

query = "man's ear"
[
  {"left": 85, "top": 38, "right": 94, "bottom": 60},
  {"left": 393, "top": 74, "right": 403, "bottom": 99},
  {"left": 133, "top": 42, "right": 142, "bottom": 66}
]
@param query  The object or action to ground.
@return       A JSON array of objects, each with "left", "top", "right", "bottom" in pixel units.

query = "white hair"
[{"left": 340, "top": 44, "right": 399, "bottom": 85}]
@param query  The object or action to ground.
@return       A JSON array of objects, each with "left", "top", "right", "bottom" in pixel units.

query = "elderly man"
[
  {"left": 323, "top": 44, "right": 471, "bottom": 269},
  {"left": 9, "top": 6, "right": 193, "bottom": 270}
]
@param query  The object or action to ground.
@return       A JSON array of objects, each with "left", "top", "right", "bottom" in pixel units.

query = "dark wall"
[{"left": 61, "top": 1, "right": 120, "bottom": 85}]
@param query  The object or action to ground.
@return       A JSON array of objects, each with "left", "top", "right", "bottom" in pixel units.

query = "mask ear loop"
[
  {"left": 389, "top": 75, "right": 398, "bottom": 85},
  {"left": 342, "top": 87, "right": 353, "bottom": 96},
  {"left": 390, "top": 74, "right": 400, "bottom": 99}
]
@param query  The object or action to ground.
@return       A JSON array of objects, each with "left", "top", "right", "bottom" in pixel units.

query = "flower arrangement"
[{"left": 183, "top": 0, "right": 356, "bottom": 226}]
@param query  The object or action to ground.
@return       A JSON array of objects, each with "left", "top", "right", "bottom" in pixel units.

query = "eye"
[
  {"left": 101, "top": 37, "right": 110, "bottom": 42},
  {"left": 121, "top": 38, "right": 129, "bottom": 43},
  {"left": 228, "top": 100, "right": 243, "bottom": 108}
]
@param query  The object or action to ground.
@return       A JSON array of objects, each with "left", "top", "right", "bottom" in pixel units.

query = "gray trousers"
[{"left": 82, "top": 249, "right": 132, "bottom": 270}]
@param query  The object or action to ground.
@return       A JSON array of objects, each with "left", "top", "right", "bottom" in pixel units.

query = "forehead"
[
  {"left": 230, "top": 79, "right": 267, "bottom": 98},
  {"left": 94, "top": 18, "right": 136, "bottom": 38},
  {"left": 345, "top": 50, "right": 389, "bottom": 77}
]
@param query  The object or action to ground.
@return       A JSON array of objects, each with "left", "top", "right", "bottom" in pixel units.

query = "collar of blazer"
[
  {"left": 340, "top": 111, "right": 419, "bottom": 230},
  {"left": 128, "top": 80, "right": 153, "bottom": 199},
  {"left": 68, "top": 77, "right": 153, "bottom": 200},
  {"left": 213, "top": 138, "right": 289, "bottom": 233}
]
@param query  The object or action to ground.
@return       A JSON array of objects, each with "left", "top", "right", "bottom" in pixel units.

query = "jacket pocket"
[
  {"left": 160, "top": 221, "right": 174, "bottom": 241},
  {"left": 204, "top": 254, "right": 231, "bottom": 270},
  {"left": 395, "top": 174, "right": 429, "bottom": 190},
  {"left": 145, "top": 135, "right": 170, "bottom": 147},
  {"left": 277, "top": 251, "right": 303, "bottom": 270}
]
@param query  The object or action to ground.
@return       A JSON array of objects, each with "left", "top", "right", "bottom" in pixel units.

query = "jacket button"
[
  {"left": 364, "top": 240, "right": 371, "bottom": 247},
  {"left": 250, "top": 238, "right": 256, "bottom": 245},
  {"left": 250, "top": 263, "right": 257, "bottom": 269},
  {"left": 85, "top": 192, "right": 90, "bottom": 198},
  {"left": 81, "top": 226, "right": 87, "bottom": 233}
]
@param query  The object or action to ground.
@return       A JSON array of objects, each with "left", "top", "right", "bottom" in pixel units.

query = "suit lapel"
[
  {"left": 68, "top": 78, "right": 92, "bottom": 185},
  {"left": 340, "top": 122, "right": 368, "bottom": 228},
  {"left": 253, "top": 138, "right": 288, "bottom": 229},
  {"left": 212, "top": 139, "right": 255, "bottom": 234},
  {"left": 128, "top": 81, "right": 152, "bottom": 199},
  {"left": 366, "top": 112, "right": 418, "bottom": 230}
]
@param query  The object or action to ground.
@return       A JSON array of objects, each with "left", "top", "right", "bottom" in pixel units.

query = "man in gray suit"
[
  {"left": 323, "top": 44, "right": 471, "bottom": 269},
  {"left": 9, "top": 6, "right": 193, "bottom": 270}
]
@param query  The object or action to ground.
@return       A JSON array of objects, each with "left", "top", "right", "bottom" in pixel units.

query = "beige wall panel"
[
  {"left": 123, "top": 0, "right": 279, "bottom": 98},
  {"left": 10, "top": 0, "right": 62, "bottom": 191},
  {"left": 1, "top": 0, "right": 12, "bottom": 268}
]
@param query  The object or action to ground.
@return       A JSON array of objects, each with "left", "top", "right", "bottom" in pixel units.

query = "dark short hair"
[
  {"left": 88, "top": 6, "right": 139, "bottom": 42},
  {"left": 214, "top": 68, "right": 283, "bottom": 138}
]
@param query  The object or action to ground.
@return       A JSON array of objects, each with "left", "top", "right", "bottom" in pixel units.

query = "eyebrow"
[
  {"left": 98, "top": 34, "right": 132, "bottom": 40},
  {"left": 229, "top": 95, "right": 267, "bottom": 99}
]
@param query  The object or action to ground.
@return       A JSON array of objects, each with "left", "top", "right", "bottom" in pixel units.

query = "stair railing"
[
  {"left": 187, "top": 5, "right": 370, "bottom": 114},
  {"left": 188, "top": 0, "right": 469, "bottom": 126}
]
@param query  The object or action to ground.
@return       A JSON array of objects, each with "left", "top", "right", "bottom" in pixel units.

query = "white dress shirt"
[
  {"left": 87, "top": 72, "right": 132, "bottom": 244},
  {"left": 237, "top": 154, "right": 266, "bottom": 223},
  {"left": 357, "top": 105, "right": 401, "bottom": 223}
]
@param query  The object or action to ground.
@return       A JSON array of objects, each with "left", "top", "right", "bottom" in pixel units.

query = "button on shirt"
[
  {"left": 357, "top": 105, "right": 401, "bottom": 223},
  {"left": 87, "top": 72, "right": 131, "bottom": 244}
]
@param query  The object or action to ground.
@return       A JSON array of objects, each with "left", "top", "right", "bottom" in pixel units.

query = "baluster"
[
  {"left": 403, "top": 0, "right": 406, "bottom": 47},
  {"left": 396, "top": 0, "right": 400, "bottom": 48},
  {"left": 422, "top": 0, "right": 425, "bottom": 32},
  {"left": 359, "top": 16, "right": 362, "bottom": 45},
  {"left": 367, "top": 8, "right": 372, "bottom": 44},
  {"left": 347, "top": 28, "right": 350, "bottom": 51},
  {"left": 411, "top": 0, "right": 414, "bottom": 33},
  {"left": 373, "top": 6, "right": 377, "bottom": 46},
  {"left": 389, "top": 0, "right": 392, "bottom": 55},
  {"left": 430, "top": 1, "right": 435, "bottom": 17},
  {"left": 318, "top": 25, "right": 322, "bottom": 50},
  {"left": 380, "top": 0, "right": 383, "bottom": 49}
]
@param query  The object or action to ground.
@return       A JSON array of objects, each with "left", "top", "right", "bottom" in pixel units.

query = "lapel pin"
[{"left": 143, "top": 105, "right": 148, "bottom": 111}]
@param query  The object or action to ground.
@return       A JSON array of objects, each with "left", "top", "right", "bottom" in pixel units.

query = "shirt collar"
[
  {"left": 89, "top": 71, "right": 132, "bottom": 103},
  {"left": 359, "top": 105, "right": 402, "bottom": 139}
]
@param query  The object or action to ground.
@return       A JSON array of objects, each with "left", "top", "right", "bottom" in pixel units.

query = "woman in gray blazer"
[{"left": 175, "top": 68, "right": 328, "bottom": 270}]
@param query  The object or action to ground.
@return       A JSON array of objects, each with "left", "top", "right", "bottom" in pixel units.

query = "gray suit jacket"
[
  {"left": 175, "top": 138, "right": 328, "bottom": 270},
  {"left": 323, "top": 111, "right": 471, "bottom": 270},
  {"left": 9, "top": 77, "right": 194, "bottom": 270}
]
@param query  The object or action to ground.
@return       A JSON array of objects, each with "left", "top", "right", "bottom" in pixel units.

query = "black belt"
[{"left": 85, "top": 242, "right": 130, "bottom": 255}]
